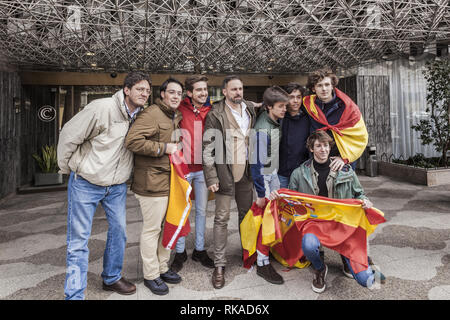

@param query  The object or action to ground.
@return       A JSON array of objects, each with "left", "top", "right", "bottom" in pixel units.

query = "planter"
[
  {"left": 378, "top": 161, "right": 450, "bottom": 186},
  {"left": 34, "top": 173, "right": 63, "bottom": 186}
]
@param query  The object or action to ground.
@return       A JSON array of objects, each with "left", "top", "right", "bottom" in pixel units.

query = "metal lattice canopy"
[{"left": 1, "top": 0, "right": 449, "bottom": 74}]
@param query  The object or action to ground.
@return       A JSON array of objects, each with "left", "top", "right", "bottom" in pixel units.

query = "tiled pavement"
[{"left": 1, "top": 175, "right": 450, "bottom": 300}]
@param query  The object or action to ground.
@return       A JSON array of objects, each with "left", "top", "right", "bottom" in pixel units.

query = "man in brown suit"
[
  {"left": 202, "top": 75, "right": 256, "bottom": 289},
  {"left": 125, "top": 77, "right": 183, "bottom": 296}
]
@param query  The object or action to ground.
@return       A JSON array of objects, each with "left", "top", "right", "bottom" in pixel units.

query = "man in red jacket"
[{"left": 170, "top": 75, "right": 215, "bottom": 272}]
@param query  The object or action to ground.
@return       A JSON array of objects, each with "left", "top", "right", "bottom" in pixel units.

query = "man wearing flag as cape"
[{"left": 303, "top": 68, "right": 368, "bottom": 172}]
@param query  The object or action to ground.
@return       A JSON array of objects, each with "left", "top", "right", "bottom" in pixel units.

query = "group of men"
[{"left": 57, "top": 68, "right": 381, "bottom": 300}]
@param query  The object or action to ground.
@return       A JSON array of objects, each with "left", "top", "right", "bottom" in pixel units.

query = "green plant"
[
  {"left": 32, "top": 145, "right": 59, "bottom": 173},
  {"left": 411, "top": 58, "right": 450, "bottom": 167}
]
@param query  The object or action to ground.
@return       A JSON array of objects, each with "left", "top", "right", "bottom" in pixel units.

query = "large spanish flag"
[
  {"left": 162, "top": 150, "right": 192, "bottom": 249},
  {"left": 303, "top": 88, "right": 368, "bottom": 163},
  {"left": 240, "top": 189, "right": 385, "bottom": 273}
]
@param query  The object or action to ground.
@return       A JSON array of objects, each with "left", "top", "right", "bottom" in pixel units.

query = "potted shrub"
[
  {"left": 411, "top": 58, "right": 450, "bottom": 167},
  {"left": 32, "top": 145, "right": 63, "bottom": 186},
  {"left": 378, "top": 58, "right": 450, "bottom": 186}
]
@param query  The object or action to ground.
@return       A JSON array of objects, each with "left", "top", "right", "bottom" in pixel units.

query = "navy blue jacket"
[{"left": 278, "top": 106, "right": 311, "bottom": 178}]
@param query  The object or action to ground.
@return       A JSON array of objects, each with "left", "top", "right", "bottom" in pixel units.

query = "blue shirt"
[{"left": 124, "top": 101, "right": 141, "bottom": 122}]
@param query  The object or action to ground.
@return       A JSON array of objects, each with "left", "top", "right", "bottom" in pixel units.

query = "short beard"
[{"left": 230, "top": 97, "right": 243, "bottom": 104}]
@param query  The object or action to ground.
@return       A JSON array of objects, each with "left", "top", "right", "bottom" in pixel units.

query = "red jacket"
[{"left": 178, "top": 97, "right": 211, "bottom": 172}]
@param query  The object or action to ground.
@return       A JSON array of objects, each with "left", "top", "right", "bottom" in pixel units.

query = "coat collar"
[
  {"left": 112, "top": 89, "right": 129, "bottom": 120},
  {"left": 155, "top": 98, "right": 181, "bottom": 119}
]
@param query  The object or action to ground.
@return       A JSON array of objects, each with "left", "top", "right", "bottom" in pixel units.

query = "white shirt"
[{"left": 225, "top": 101, "right": 250, "bottom": 135}]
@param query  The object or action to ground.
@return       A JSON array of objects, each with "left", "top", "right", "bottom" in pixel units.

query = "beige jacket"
[
  {"left": 57, "top": 90, "right": 134, "bottom": 186},
  {"left": 202, "top": 98, "right": 256, "bottom": 196}
]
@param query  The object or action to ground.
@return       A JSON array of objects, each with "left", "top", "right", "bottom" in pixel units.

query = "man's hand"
[
  {"left": 165, "top": 143, "right": 178, "bottom": 155},
  {"left": 208, "top": 183, "right": 219, "bottom": 193},
  {"left": 268, "top": 190, "right": 281, "bottom": 201},
  {"left": 329, "top": 156, "right": 345, "bottom": 172},
  {"left": 256, "top": 197, "right": 266, "bottom": 208},
  {"left": 362, "top": 199, "right": 373, "bottom": 209}
]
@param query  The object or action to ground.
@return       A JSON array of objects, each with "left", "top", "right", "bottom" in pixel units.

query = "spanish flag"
[
  {"left": 240, "top": 189, "right": 385, "bottom": 273},
  {"left": 303, "top": 88, "right": 368, "bottom": 163},
  {"left": 162, "top": 150, "right": 192, "bottom": 249}
]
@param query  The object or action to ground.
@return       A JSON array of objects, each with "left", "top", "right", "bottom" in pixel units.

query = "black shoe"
[
  {"left": 192, "top": 249, "right": 215, "bottom": 269},
  {"left": 256, "top": 263, "right": 284, "bottom": 285},
  {"left": 170, "top": 250, "right": 187, "bottom": 272},
  {"left": 340, "top": 255, "right": 354, "bottom": 279},
  {"left": 144, "top": 278, "right": 169, "bottom": 295},
  {"left": 160, "top": 269, "right": 182, "bottom": 284}
]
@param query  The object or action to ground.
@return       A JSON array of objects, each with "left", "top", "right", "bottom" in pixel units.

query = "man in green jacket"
[
  {"left": 250, "top": 86, "right": 289, "bottom": 285},
  {"left": 270, "top": 130, "right": 383, "bottom": 293}
]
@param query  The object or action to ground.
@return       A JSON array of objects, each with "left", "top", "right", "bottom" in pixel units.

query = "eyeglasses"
[{"left": 135, "top": 87, "right": 151, "bottom": 95}]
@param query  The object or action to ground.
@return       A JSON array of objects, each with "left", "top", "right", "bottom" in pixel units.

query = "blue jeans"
[
  {"left": 278, "top": 174, "right": 290, "bottom": 189},
  {"left": 302, "top": 233, "right": 374, "bottom": 288},
  {"left": 64, "top": 172, "right": 128, "bottom": 300},
  {"left": 175, "top": 170, "right": 208, "bottom": 253}
]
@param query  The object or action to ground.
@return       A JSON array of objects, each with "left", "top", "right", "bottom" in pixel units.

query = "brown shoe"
[
  {"left": 212, "top": 266, "right": 225, "bottom": 289},
  {"left": 312, "top": 264, "right": 328, "bottom": 293},
  {"left": 102, "top": 277, "right": 136, "bottom": 295}
]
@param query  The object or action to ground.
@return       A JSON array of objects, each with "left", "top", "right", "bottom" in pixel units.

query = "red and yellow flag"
[
  {"left": 303, "top": 88, "right": 368, "bottom": 163},
  {"left": 240, "top": 189, "right": 385, "bottom": 273},
  {"left": 162, "top": 150, "right": 192, "bottom": 249}
]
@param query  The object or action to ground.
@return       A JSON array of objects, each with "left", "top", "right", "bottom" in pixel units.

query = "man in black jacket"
[{"left": 278, "top": 83, "right": 311, "bottom": 188}]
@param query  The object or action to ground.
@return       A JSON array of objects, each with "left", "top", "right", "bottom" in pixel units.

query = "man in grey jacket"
[{"left": 57, "top": 71, "right": 151, "bottom": 300}]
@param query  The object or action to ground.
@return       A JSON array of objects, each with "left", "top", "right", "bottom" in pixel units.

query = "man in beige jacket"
[
  {"left": 202, "top": 75, "right": 257, "bottom": 289},
  {"left": 125, "top": 77, "right": 183, "bottom": 296},
  {"left": 57, "top": 71, "right": 151, "bottom": 300}
]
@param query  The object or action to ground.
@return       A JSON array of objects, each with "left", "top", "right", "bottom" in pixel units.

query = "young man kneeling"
[{"left": 270, "top": 131, "right": 380, "bottom": 293}]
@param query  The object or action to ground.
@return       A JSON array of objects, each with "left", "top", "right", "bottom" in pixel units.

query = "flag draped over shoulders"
[
  {"left": 162, "top": 150, "right": 192, "bottom": 249},
  {"left": 303, "top": 88, "right": 368, "bottom": 163},
  {"left": 240, "top": 189, "right": 385, "bottom": 273}
]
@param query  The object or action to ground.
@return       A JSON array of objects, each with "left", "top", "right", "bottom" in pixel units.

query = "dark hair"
[
  {"left": 123, "top": 71, "right": 151, "bottom": 90},
  {"left": 159, "top": 77, "right": 184, "bottom": 99},
  {"left": 185, "top": 75, "right": 209, "bottom": 92},
  {"left": 306, "top": 68, "right": 339, "bottom": 92},
  {"left": 306, "top": 130, "right": 335, "bottom": 150},
  {"left": 263, "top": 86, "right": 289, "bottom": 107},
  {"left": 222, "top": 75, "right": 242, "bottom": 89},
  {"left": 284, "top": 82, "right": 306, "bottom": 96}
]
